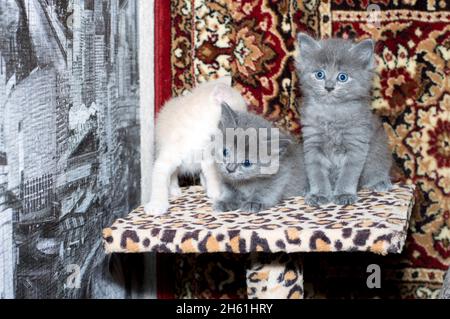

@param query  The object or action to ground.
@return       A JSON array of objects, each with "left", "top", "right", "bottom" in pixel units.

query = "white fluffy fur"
[{"left": 144, "top": 77, "right": 247, "bottom": 215}]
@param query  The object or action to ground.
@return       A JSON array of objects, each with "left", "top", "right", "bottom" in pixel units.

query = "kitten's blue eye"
[
  {"left": 242, "top": 160, "right": 252, "bottom": 168},
  {"left": 223, "top": 148, "right": 229, "bottom": 157},
  {"left": 337, "top": 72, "right": 349, "bottom": 82},
  {"left": 314, "top": 70, "right": 326, "bottom": 80}
]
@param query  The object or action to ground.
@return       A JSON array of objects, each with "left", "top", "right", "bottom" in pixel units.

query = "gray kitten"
[
  {"left": 296, "top": 33, "right": 392, "bottom": 207},
  {"left": 440, "top": 267, "right": 450, "bottom": 299},
  {"left": 213, "top": 103, "right": 308, "bottom": 213}
]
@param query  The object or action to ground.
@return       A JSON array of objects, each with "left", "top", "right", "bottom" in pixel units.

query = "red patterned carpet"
[{"left": 155, "top": 0, "right": 449, "bottom": 298}]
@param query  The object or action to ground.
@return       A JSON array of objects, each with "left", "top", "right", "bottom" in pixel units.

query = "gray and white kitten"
[
  {"left": 213, "top": 103, "right": 308, "bottom": 213},
  {"left": 296, "top": 33, "right": 392, "bottom": 207}
]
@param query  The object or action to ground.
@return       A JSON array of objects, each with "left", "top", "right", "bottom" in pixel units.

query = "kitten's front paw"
[
  {"left": 241, "top": 202, "right": 265, "bottom": 213},
  {"left": 305, "top": 194, "right": 330, "bottom": 207},
  {"left": 144, "top": 201, "right": 169, "bottom": 215},
  {"left": 333, "top": 193, "right": 358, "bottom": 206},
  {"left": 368, "top": 180, "right": 393, "bottom": 192}
]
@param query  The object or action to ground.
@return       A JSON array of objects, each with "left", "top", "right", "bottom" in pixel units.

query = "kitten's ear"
[
  {"left": 271, "top": 131, "right": 293, "bottom": 155},
  {"left": 220, "top": 102, "right": 238, "bottom": 127},
  {"left": 278, "top": 136, "right": 293, "bottom": 155},
  {"left": 351, "top": 38, "right": 375, "bottom": 69},
  {"left": 297, "top": 33, "right": 321, "bottom": 56}
]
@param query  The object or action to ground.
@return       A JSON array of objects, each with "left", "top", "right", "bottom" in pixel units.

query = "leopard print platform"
[
  {"left": 103, "top": 183, "right": 414, "bottom": 298},
  {"left": 103, "top": 183, "right": 414, "bottom": 255}
]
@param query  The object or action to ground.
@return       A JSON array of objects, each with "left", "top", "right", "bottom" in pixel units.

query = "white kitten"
[{"left": 144, "top": 77, "right": 247, "bottom": 215}]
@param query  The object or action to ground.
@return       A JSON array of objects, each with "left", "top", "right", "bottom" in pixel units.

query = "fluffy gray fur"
[
  {"left": 213, "top": 103, "right": 308, "bottom": 213},
  {"left": 440, "top": 267, "right": 450, "bottom": 299},
  {"left": 296, "top": 33, "right": 392, "bottom": 207}
]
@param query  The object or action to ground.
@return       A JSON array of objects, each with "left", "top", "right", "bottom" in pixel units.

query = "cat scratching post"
[{"left": 103, "top": 184, "right": 415, "bottom": 299}]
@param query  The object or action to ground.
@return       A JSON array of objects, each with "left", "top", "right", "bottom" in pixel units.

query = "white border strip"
[
  {"left": 139, "top": 0, "right": 155, "bottom": 204},
  {"left": 138, "top": 0, "right": 156, "bottom": 299}
]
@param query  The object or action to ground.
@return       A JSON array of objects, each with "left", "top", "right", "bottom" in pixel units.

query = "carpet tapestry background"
[{"left": 159, "top": 0, "right": 450, "bottom": 298}]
